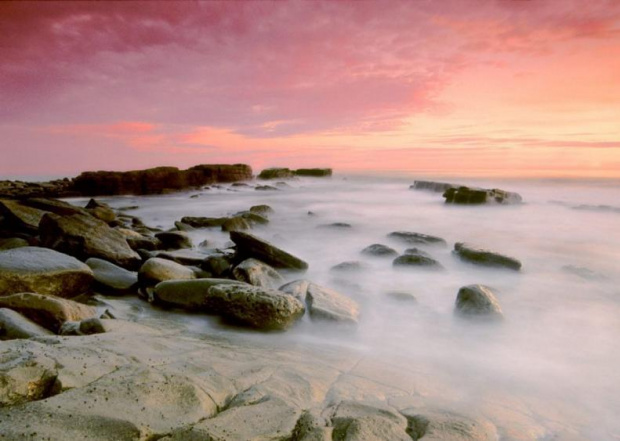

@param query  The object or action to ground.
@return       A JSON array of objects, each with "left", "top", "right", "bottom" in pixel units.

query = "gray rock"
[
  {"left": 0, "top": 237, "right": 29, "bottom": 250},
  {"left": 401, "top": 408, "right": 499, "bottom": 440},
  {"left": 258, "top": 167, "right": 295, "bottom": 179},
  {"left": 281, "top": 281, "right": 359, "bottom": 324},
  {"left": 0, "top": 308, "right": 54, "bottom": 340},
  {"left": 86, "top": 258, "right": 138, "bottom": 293},
  {"left": 386, "top": 292, "right": 417, "bottom": 302},
  {"left": 222, "top": 216, "right": 251, "bottom": 232},
  {"left": 0, "top": 292, "right": 97, "bottom": 333},
  {"left": 155, "top": 231, "right": 193, "bottom": 250},
  {"left": 180, "top": 216, "right": 227, "bottom": 228},
  {"left": 331, "top": 400, "right": 410, "bottom": 441},
  {"left": 233, "top": 258, "right": 284, "bottom": 288},
  {"left": 361, "top": 243, "right": 398, "bottom": 257},
  {"left": 230, "top": 231, "right": 308, "bottom": 270},
  {"left": 255, "top": 184, "right": 279, "bottom": 191},
  {"left": 249, "top": 204, "right": 274, "bottom": 217},
  {"left": 207, "top": 284, "right": 305, "bottom": 330},
  {"left": 126, "top": 234, "right": 161, "bottom": 251},
  {"left": 0, "top": 247, "right": 94, "bottom": 298},
  {"left": 201, "top": 254, "right": 232, "bottom": 277},
  {"left": 173, "top": 221, "right": 195, "bottom": 232},
  {"left": 60, "top": 317, "right": 107, "bottom": 336},
  {"left": 393, "top": 253, "right": 443, "bottom": 269},
  {"left": 39, "top": 213, "right": 141, "bottom": 269},
  {"left": 238, "top": 211, "right": 269, "bottom": 225},
  {"left": 454, "top": 242, "right": 522, "bottom": 271},
  {"left": 155, "top": 249, "right": 210, "bottom": 266},
  {"left": 138, "top": 257, "right": 196, "bottom": 287},
  {"left": 330, "top": 261, "right": 365, "bottom": 272},
  {"left": 279, "top": 279, "right": 310, "bottom": 303},
  {"left": 0, "top": 199, "right": 48, "bottom": 233},
  {"left": 388, "top": 231, "right": 447, "bottom": 246},
  {"left": 153, "top": 278, "right": 245, "bottom": 310},
  {"left": 319, "top": 222, "right": 352, "bottom": 229},
  {"left": 0, "top": 351, "right": 59, "bottom": 406},
  {"left": 454, "top": 284, "right": 503, "bottom": 319}
]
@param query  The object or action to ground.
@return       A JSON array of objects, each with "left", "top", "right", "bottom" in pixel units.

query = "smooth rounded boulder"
[
  {"left": 454, "top": 284, "right": 503, "bottom": 319},
  {"left": 86, "top": 258, "right": 138, "bottom": 293},
  {"left": 230, "top": 231, "right": 308, "bottom": 271},
  {"left": 153, "top": 278, "right": 245, "bottom": 310},
  {"left": 138, "top": 258, "right": 196, "bottom": 287},
  {"left": 453, "top": 242, "right": 522, "bottom": 271},
  {"left": 0, "top": 308, "right": 54, "bottom": 340},
  {"left": 232, "top": 258, "right": 284, "bottom": 289},
  {"left": 361, "top": 244, "right": 398, "bottom": 257},
  {"left": 0, "top": 247, "right": 94, "bottom": 298}
]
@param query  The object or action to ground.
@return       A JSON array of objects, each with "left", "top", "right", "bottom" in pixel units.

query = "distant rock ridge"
[
  {"left": 258, "top": 167, "right": 332, "bottom": 179},
  {"left": 0, "top": 164, "right": 253, "bottom": 199},
  {"left": 410, "top": 180, "right": 522, "bottom": 205}
]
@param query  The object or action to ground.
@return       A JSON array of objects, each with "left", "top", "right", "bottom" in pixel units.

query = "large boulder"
[
  {"left": 454, "top": 284, "right": 503, "bottom": 319},
  {"left": 0, "top": 199, "right": 48, "bottom": 233},
  {"left": 138, "top": 258, "right": 196, "bottom": 287},
  {"left": 232, "top": 258, "right": 284, "bottom": 289},
  {"left": 453, "top": 242, "right": 522, "bottom": 271},
  {"left": 443, "top": 186, "right": 522, "bottom": 205},
  {"left": 388, "top": 231, "right": 447, "bottom": 246},
  {"left": 0, "top": 247, "right": 94, "bottom": 298},
  {"left": 39, "top": 213, "right": 141, "bottom": 269},
  {"left": 153, "top": 278, "right": 245, "bottom": 310},
  {"left": 207, "top": 284, "right": 305, "bottom": 330},
  {"left": 0, "top": 292, "right": 97, "bottom": 332},
  {"left": 0, "top": 308, "right": 54, "bottom": 340},
  {"left": 155, "top": 231, "right": 193, "bottom": 250},
  {"left": 280, "top": 280, "right": 360, "bottom": 324},
  {"left": 230, "top": 231, "right": 308, "bottom": 271},
  {"left": 86, "top": 258, "right": 138, "bottom": 293},
  {"left": 258, "top": 167, "right": 295, "bottom": 180}
]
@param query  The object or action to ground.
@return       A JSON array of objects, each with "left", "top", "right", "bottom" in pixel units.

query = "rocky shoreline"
[{"left": 1, "top": 167, "right": 587, "bottom": 441}]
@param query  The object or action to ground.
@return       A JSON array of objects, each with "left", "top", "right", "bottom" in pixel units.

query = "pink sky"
[{"left": 1, "top": 1, "right": 619, "bottom": 178}]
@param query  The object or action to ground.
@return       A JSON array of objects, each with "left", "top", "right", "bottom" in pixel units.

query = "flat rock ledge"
[{"left": 454, "top": 243, "right": 522, "bottom": 271}]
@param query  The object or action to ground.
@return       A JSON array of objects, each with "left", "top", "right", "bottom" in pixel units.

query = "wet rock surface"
[
  {"left": 454, "top": 284, "right": 503, "bottom": 319},
  {"left": 230, "top": 231, "right": 309, "bottom": 270},
  {"left": 361, "top": 243, "right": 398, "bottom": 257},
  {"left": 444, "top": 186, "right": 522, "bottom": 205},
  {"left": 86, "top": 258, "right": 138, "bottom": 293},
  {"left": 388, "top": 231, "right": 447, "bottom": 246},
  {"left": 454, "top": 242, "right": 522, "bottom": 271}
]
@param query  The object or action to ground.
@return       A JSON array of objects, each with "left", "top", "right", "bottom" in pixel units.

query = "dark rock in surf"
[
  {"left": 249, "top": 204, "right": 274, "bottom": 217},
  {"left": 319, "top": 222, "right": 352, "bottom": 229},
  {"left": 294, "top": 168, "right": 332, "bottom": 177},
  {"left": 330, "top": 261, "right": 365, "bottom": 272},
  {"left": 258, "top": 168, "right": 295, "bottom": 180},
  {"left": 255, "top": 185, "right": 279, "bottom": 191},
  {"left": 154, "top": 231, "right": 193, "bottom": 250},
  {"left": 180, "top": 216, "right": 227, "bottom": 228},
  {"left": 232, "top": 258, "right": 284, "bottom": 289},
  {"left": 230, "top": 231, "right": 308, "bottom": 271},
  {"left": 388, "top": 231, "right": 447, "bottom": 246},
  {"left": 361, "top": 244, "right": 398, "bottom": 257},
  {"left": 454, "top": 284, "right": 503, "bottom": 319},
  {"left": 221, "top": 216, "right": 251, "bottom": 232},
  {"left": 453, "top": 242, "right": 522, "bottom": 271},
  {"left": 393, "top": 253, "right": 443, "bottom": 269},
  {"left": 443, "top": 186, "right": 522, "bottom": 205}
]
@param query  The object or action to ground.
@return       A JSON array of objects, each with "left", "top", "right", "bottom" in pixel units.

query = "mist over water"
[{"left": 78, "top": 175, "right": 620, "bottom": 439}]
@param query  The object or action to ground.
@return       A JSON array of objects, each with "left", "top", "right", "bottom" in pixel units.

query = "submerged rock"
[
  {"left": 232, "top": 258, "right": 284, "bottom": 289},
  {"left": 0, "top": 292, "right": 98, "bottom": 333},
  {"left": 86, "top": 258, "right": 138, "bottom": 293},
  {"left": 255, "top": 185, "right": 279, "bottom": 191},
  {"left": 330, "top": 261, "right": 365, "bottom": 272},
  {"left": 443, "top": 186, "right": 522, "bottom": 205},
  {"left": 393, "top": 252, "right": 443, "bottom": 269},
  {"left": 388, "top": 231, "right": 447, "bottom": 246},
  {"left": 0, "top": 308, "right": 54, "bottom": 340},
  {"left": 249, "top": 204, "right": 274, "bottom": 217},
  {"left": 230, "top": 231, "right": 308, "bottom": 271},
  {"left": 39, "top": 213, "right": 141, "bottom": 269},
  {"left": 319, "top": 222, "right": 352, "bottom": 229},
  {"left": 386, "top": 292, "right": 417, "bottom": 302},
  {"left": 361, "top": 243, "right": 398, "bottom": 257},
  {"left": 454, "top": 284, "right": 503, "bottom": 319},
  {"left": 453, "top": 242, "right": 522, "bottom": 271},
  {"left": 0, "top": 247, "right": 94, "bottom": 298},
  {"left": 221, "top": 216, "right": 251, "bottom": 232}
]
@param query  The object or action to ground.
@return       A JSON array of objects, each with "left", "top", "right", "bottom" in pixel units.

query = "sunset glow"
[{"left": 1, "top": 1, "right": 619, "bottom": 178}]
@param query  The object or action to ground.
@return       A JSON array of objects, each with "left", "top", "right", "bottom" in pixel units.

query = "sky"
[{"left": 1, "top": 1, "right": 619, "bottom": 179}]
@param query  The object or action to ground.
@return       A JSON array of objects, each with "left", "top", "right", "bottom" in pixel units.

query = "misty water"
[{"left": 73, "top": 175, "right": 620, "bottom": 440}]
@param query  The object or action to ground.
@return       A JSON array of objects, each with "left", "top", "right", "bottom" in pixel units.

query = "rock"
[
  {"left": 232, "top": 258, "right": 284, "bottom": 288},
  {"left": 138, "top": 257, "right": 196, "bottom": 287},
  {"left": 201, "top": 254, "right": 232, "bottom": 277},
  {"left": 256, "top": 184, "right": 279, "bottom": 191},
  {"left": 453, "top": 242, "right": 522, "bottom": 271},
  {"left": 0, "top": 308, "right": 54, "bottom": 340},
  {"left": 454, "top": 284, "right": 503, "bottom": 319},
  {"left": 230, "top": 231, "right": 308, "bottom": 270},
  {"left": 0, "top": 237, "right": 29, "bottom": 250},
  {"left": 21, "top": 197, "right": 88, "bottom": 216},
  {"left": 0, "top": 247, "right": 94, "bottom": 298},
  {"left": 71, "top": 164, "right": 253, "bottom": 196},
  {"left": 361, "top": 243, "right": 398, "bottom": 257},
  {"left": 155, "top": 249, "right": 210, "bottom": 266},
  {"left": 443, "top": 186, "right": 522, "bottom": 205},
  {"left": 386, "top": 292, "right": 417, "bottom": 302},
  {"left": 401, "top": 408, "right": 498, "bottom": 440},
  {"left": 330, "top": 261, "right": 365, "bottom": 272},
  {"left": 281, "top": 280, "right": 360, "bottom": 324},
  {"left": 173, "top": 221, "right": 195, "bottom": 231},
  {"left": 86, "top": 258, "right": 138, "bottom": 293},
  {"left": 388, "top": 231, "right": 447, "bottom": 246},
  {"left": 331, "top": 400, "right": 409, "bottom": 441},
  {"left": 319, "top": 222, "right": 352, "bottom": 229},
  {"left": 221, "top": 216, "right": 251, "bottom": 232},
  {"left": 180, "top": 216, "right": 228, "bottom": 228},
  {"left": 0, "top": 199, "right": 48, "bottom": 233},
  {"left": 238, "top": 211, "right": 269, "bottom": 225},
  {"left": 39, "top": 213, "right": 141, "bottom": 269},
  {"left": 404, "top": 247, "right": 432, "bottom": 257},
  {"left": 126, "top": 234, "right": 161, "bottom": 251},
  {"left": 153, "top": 278, "right": 245, "bottom": 310},
  {"left": 258, "top": 167, "right": 295, "bottom": 180},
  {"left": 393, "top": 253, "right": 443, "bottom": 269},
  {"left": 60, "top": 317, "right": 107, "bottom": 336},
  {"left": 0, "top": 351, "right": 59, "bottom": 406},
  {"left": 294, "top": 168, "right": 333, "bottom": 177},
  {"left": 207, "top": 284, "right": 305, "bottom": 330},
  {"left": 561, "top": 265, "right": 606, "bottom": 281},
  {"left": 0, "top": 292, "right": 97, "bottom": 332},
  {"left": 410, "top": 180, "right": 458, "bottom": 192},
  {"left": 155, "top": 231, "right": 193, "bottom": 250},
  {"left": 249, "top": 204, "right": 274, "bottom": 217}
]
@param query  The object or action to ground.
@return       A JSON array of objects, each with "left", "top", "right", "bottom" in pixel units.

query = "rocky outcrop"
[
  {"left": 180, "top": 216, "right": 227, "bottom": 228},
  {"left": 0, "top": 247, "right": 94, "bottom": 298},
  {"left": 258, "top": 167, "right": 295, "bottom": 180},
  {"left": 232, "top": 258, "right": 284, "bottom": 288},
  {"left": 280, "top": 280, "right": 360, "bottom": 324},
  {"left": 138, "top": 258, "right": 195, "bottom": 287},
  {"left": 0, "top": 351, "right": 59, "bottom": 406},
  {"left": 0, "top": 199, "right": 48, "bottom": 233},
  {"left": 401, "top": 408, "right": 499, "bottom": 440},
  {"left": 86, "top": 258, "right": 138, "bottom": 293},
  {"left": 72, "top": 164, "right": 253, "bottom": 196},
  {"left": 0, "top": 292, "right": 97, "bottom": 332},
  {"left": 410, "top": 180, "right": 458, "bottom": 192},
  {"left": 454, "top": 284, "right": 503, "bottom": 319},
  {"left": 295, "top": 168, "right": 333, "bottom": 177},
  {"left": 249, "top": 204, "right": 274, "bottom": 217},
  {"left": 388, "top": 231, "right": 447, "bottom": 246},
  {"left": 0, "top": 308, "right": 54, "bottom": 340},
  {"left": 230, "top": 231, "right": 308, "bottom": 270},
  {"left": 39, "top": 213, "right": 141, "bottom": 269},
  {"left": 453, "top": 242, "right": 522, "bottom": 271},
  {"left": 221, "top": 216, "right": 251, "bottom": 232},
  {"left": 361, "top": 243, "right": 398, "bottom": 257},
  {"left": 443, "top": 186, "right": 522, "bottom": 205},
  {"left": 0, "top": 178, "right": 76, "bottom": 199}
]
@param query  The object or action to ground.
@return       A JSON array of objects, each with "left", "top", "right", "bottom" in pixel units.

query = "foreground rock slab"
[
  {"left": 281, "top": 280, "right": 360, "bottom": 324},
  {"left": 0, "top": 308, "right": 54, "bottom": 340},
  {"left": 455, "top": 284, "right": 503, "bottom": 319},
  {"left": 39, "top": 213, "right": 141, "bottom": 269},
  {"left": 86, "top": 258, "right": 138, "bottom": 293},
  {"left": 230, "top": 231, "right": 309, "bottom": 271},
  {"left": 0, "top": 199, "right": 48, "bottom": 233},
  {"left": 454, "top": 242, "right": 522, "bottom": 271},
  {"left": 0, "top": 247, "right": 94, "bottom": 298}
]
